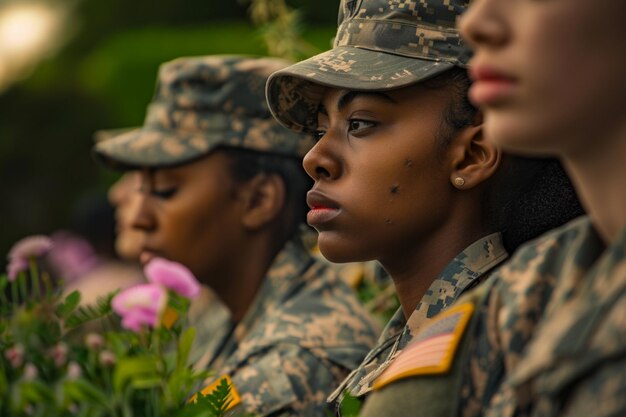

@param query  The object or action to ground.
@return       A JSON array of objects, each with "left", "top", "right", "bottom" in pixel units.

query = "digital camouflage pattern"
[
  {"left": 459, "top": 215, "right": 626, "bottom": 417},
  {"left": 328, "top": 233, "right": 508, "bottom": 413},
  {"left": 191, "top": 237, "right": 380, "bottom": 417},
  {"left": 94, "top": 55, "right": 316, "bottom": 169},
  {"left": 266, "top": 0, "right": 471, "bottom": 134}
]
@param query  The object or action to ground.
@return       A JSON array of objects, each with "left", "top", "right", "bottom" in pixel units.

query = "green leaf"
[
  {"left": 65, "top": 292, "right": 115, "bottom": 329},
  {"left": 177, "top": 327, "right": 196, "bottom": 370},
  {"left": 130, "top": 377, "right": 162, "bottom": 389},
  {"left": 194, "top": 377, "right": 234, "bottom": 417},
  {"left": 16, "top": 380, "right": 56, "bottom": 408},
  {"left": 56, "top": 290, "right": 81, "bottom": 318},
  {"left": 63, "top": 378, "right": 111, "bottom": 409},
  {"left": 113, "top": 356, "right": 160, "bottom": 393},
  {"left": 339, "top": 392, "right": 363, "bottom": 417}
]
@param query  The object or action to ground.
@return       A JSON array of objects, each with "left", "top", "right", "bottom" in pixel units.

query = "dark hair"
[
  {"left": 422, "top": 68, "right": 585, "bottom": 253},
  {"left": 219, "top": 147, "right": 312, "bottom": 238},
  {"left": 421, "top": 67, "right": 477, "bottom": 151},
  {"left": 484, "top": 156, "right": 584, "bottom": 253}
]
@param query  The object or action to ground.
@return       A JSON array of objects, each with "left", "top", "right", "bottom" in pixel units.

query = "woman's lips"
[
  {"left": 139, "top": 250, "right": 157, "bottom": 266},
  {"left": 307, "top": 206, "right": 341, "bottom": 226},
  {"left": 469, "top": 65, "right": 517, "bottom": 106},
  {"left": 306, "top": 190, "right": 341, "bottom": 227}
]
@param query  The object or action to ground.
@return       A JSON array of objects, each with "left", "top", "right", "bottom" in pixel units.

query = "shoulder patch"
[
  {"left": 190, "top": 375, "right": 241, "bottom": 411},
  {"left": 372, "top": 303, "right": 475, "bottom": 390}
]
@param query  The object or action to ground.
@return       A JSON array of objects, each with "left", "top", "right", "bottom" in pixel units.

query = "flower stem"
[
  {"left": 11, "top": 280, "right": 19, "bottom": 309},
  {"left": 18, "top": 273, "right": 28, "bottom": 304},
  {"left": 41, "top": 271, "right": 53, "bottom": 297},
  {"left": 28, "top": 258, "right": 41, "bottom": 300}
]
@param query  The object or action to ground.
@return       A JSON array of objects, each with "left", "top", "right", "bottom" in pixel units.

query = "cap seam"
[
  {"left": 337, "top": 17, "right": 459, "bottom": 37},
  {"left": 347, "top": 44, "right": 460, "bottom": 64}
]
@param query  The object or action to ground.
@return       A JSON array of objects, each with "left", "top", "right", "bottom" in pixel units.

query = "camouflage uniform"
[
  {"left": 93, "top": 55, "right": 380, "bottom": 416},
  {"left": 193, "top": 237, "right": 380, "bottom": 417},
  {"left": 328, "top": 233, "right": 508, "bottom": 412},
  {"left": 459, "top": 215, "right": 626, "bottom": 417},
  {"left": 265, "top": 1, "right": 489, "bottom": 416}
]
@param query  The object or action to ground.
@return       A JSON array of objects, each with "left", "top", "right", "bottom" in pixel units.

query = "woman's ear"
[
  {"left": 237, "top": 173, "right": 286, "bottom": 231},
  {"left": 447, "top": 112, "right": 501, "bottom": 190}
]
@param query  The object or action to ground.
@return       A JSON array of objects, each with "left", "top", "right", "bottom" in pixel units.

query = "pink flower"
[
  {"left": 5, "top": 344, "right": 24, "bottom": 368},
  {"left": 67, "top": 362, "right": 82, "bottom": 380},
  {"left": 111, "top": 284, "right": 167, "bottom": 332},
  {"left": 23, "top": 363, "right": 38, "bottom": 380},
  {"left": 99, "top": 350, "right": 116, "bottom": 367},
  {"left": 144, "top": 257, "right": 200, "bottom": 299},
  {"left": 85, "top": 333, "right": 105, "bottom": 350},
  {"left": 6, "top": 235, "right": 53, "bottom": 281},
  {"left": 6, "top": 259, "right": 27, "bottom": 282},
  {"left": 48, "top": 231, "right": 100, "bottom": 282},
  {"left": 50, "top": 342, "right": 69, "bottom": 367}
]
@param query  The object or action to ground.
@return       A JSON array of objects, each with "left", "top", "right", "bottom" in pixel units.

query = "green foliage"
[
  {"left": 180, "top": 377, "right": 254, "bottom": 417},
  {"left": 55, "top": 290, "right": 82, "bottom": 318},
  {"left": 354, "top": 265, "right": 400, "bottom": 326},
  {"left": 195, "top": 378, "right": 233, "bottom": 416},
  {"left": 64, "top": 292, "right": 115, "bottom": 329},
  {"left": 0, "top": 260, "right": 221, "bottom": 416},
  {"left": 338, "top": 393, "right": 363, "bottom": 417},
  {"left": 244, "top": 0, "right": 321, "bottom": 60}
]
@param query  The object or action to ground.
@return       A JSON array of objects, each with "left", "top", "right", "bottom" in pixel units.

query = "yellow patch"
[
  {"left": 161, "top": 307, "right": 179, "bottom": 329},
  {"left": 373, "top": 303, "right": 475, "bottom": 390},
  {"left": 189, "top": 375, "right": 241, "bottom": 411}
]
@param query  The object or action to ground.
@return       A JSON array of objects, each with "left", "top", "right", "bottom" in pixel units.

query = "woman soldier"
[
  {"left": 265, "top": 0, "right": 582, "bottom": 415},
  {"left": 93, "top": 55, "right": 380, "bottom": 417},
  {"left": 446, "top": 1, "right": 626, "bottom": 417}
]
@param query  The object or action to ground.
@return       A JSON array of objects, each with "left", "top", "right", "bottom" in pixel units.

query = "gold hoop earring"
[{"left": 453, "top": 177, "right": 465, "bottom": 188}]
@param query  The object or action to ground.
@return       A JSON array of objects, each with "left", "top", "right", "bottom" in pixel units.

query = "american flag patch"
[{"left": 373, "top": 303, "right": 475, "bottom": 390}]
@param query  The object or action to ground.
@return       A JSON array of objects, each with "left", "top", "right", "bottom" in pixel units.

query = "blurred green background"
[{"left": 0, "top": 0, "right": 337, "bottom": 265}]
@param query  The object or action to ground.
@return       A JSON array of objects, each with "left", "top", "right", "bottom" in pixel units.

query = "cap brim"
[
  {"left": 267, "top": 45, "right": 455, "bottom": 134},
  {"left": 92, "top": 127, "right": 215, "bottom": 170}
]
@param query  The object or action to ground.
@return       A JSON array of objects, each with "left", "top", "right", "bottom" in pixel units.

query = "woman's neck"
[
  {"left": 206, "top": 234, "right": 283, "bottom": 322},
  {"left": 564, "top": 127, "right": 626, "bottom": 244},
  {"left": 382, "top": 220, "right": 489, "bottom": 319}
]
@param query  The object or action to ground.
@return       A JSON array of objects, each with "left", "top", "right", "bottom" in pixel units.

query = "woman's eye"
[
  {"left": 348, "top": 119, "right": 376, "bottom": 134},
  {"left": 151, "top": 187, "right": 177, "bottom": 199},
  {"left": 314, "top": 129, "right": 326, "bottom": 141}
]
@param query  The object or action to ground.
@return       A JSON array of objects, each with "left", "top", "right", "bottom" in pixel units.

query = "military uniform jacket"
[
  {"left": 190, "top": 237, "right": 380, "bottom": 417},
  {"left": 460, "top": 216, "right": 626, "bottom": 417},
  {"left": 328, "top": 233, "right": 508, "bottom": 411}
]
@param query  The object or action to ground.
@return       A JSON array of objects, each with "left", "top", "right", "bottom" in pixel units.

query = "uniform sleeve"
[
  {"left": 458, "top": 281, "right": 506, "bottom": 417},
  {"left": 555, "top": 356, "right": 626, "bottom": 417},
  {"left": 229, "top": 344, "right": 344, "bottom": 417}
]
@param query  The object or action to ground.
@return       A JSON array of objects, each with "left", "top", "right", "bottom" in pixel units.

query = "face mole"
[
  {"left": 390, "top": 184, "right": 399, "bottom": 194},
  {"left": 404, "top": 159, "right": 413, "bottom": 168},
  {"left": 385, "top": 218, "right": 392, "bottom": 225}
]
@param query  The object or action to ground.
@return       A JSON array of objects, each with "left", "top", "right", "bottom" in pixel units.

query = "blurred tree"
[
  {"left": 244, "top": 0, "right": 317, "bottom": 60},
  {"left": 0, "top": 0, "right": 336, "bottom": 266}
]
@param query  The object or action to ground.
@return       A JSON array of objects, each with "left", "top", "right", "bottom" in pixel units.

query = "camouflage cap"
[
  {"left": 94, "top": 55, "right": 316, "bottom": 169},
  {"left": 266, "top": 0, "right": 471, "bottom": 134}
]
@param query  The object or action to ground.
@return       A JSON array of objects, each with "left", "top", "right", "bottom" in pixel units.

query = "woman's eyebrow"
[{"left": 337, "top": 91, "right": 397, "bottom": 111}]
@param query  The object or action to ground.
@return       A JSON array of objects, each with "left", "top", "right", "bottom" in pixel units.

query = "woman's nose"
[
  {"left": 129, "top": 193, "right": 156, "bottom": 232},
  {"left": 302, "top": 135, "right": 342, "bottom": 182},
  {"left": 459, "top": 0, "right": 508, "bottom": 50}
]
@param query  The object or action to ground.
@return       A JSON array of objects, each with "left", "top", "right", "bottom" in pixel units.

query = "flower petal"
[
  {"left": 112, "top": 284, "right": 167, "bottom": 314},
  {"left": 7, "top": 258, "right": 27, "bottom": 282},
  {"left": 8, "top": 235, "right": 53, "bottom": 263},
  {"left": 144, "top": 258, "right": 200, "bottom": 299}
]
